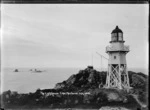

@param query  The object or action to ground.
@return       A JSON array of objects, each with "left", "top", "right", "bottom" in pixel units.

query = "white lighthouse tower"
[{"left": 105, "top": 26, "right": 130, "bottom": 89}]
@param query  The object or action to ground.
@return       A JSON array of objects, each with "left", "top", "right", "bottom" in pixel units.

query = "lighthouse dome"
[
  {"left": 111, "top": 26, "right": 123, "bottom": 34},
  {"left": 110, "top": 26, "right": 124, "bottom": 43}
]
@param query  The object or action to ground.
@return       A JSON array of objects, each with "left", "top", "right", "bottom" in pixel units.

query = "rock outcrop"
[
  {"left": 54, "top": 67, "right": 148, "bottom": 93},
  {"left": 54, "top": 66, "right": 107, "bottom": 91}
]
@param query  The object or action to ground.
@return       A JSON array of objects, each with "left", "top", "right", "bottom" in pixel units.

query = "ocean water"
[
  {"left": 1, "top": 67, "right": 148, "bottom": 94},
  {"left": 1, "top": 68, "right": 81, "bottom": 93}
]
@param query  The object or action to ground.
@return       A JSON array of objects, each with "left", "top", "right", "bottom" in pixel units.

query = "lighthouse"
[{"left": 105, "top": 26, "right": 130, "bottom": 89}]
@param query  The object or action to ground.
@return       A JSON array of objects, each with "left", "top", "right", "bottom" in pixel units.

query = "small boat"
[{"left": 31, "top": 69, "right": 43, "bottom": 73}]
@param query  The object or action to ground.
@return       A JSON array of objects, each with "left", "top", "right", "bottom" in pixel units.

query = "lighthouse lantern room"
[{"left": 105, "top": 26, "right": 130, "bottom": 89}]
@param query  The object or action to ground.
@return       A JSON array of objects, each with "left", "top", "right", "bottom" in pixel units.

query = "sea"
[{"left": 0, "top": 67, "right": 148, "bottom": 94}]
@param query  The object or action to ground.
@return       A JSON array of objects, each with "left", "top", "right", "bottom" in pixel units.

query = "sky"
[{"left": 1, "top": 4, "right": 149, "bottom": 69}]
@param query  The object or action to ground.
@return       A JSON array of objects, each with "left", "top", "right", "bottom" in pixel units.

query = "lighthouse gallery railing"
[{"left": 106, "top": 45, "right": 130, "bottom": 52}]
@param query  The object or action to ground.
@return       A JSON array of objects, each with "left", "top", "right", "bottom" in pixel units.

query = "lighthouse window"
[
  {"left": 112, "top": 35, "right": 115, "bottom": 41},
  {"left": 114, "top": 56, "right": 116, "bottom": 59},
  {"left": 118, "top": 33, "right": 123, "bottom": 41}
]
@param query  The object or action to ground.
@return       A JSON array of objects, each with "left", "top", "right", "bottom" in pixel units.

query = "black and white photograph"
[{"left": 0, "top": 1, "right": 149, "bottom": 110}]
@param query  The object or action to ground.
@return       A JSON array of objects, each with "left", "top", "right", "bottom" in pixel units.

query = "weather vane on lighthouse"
[{"left": 105, "top": 26, "right": 130, "bottom": 89}]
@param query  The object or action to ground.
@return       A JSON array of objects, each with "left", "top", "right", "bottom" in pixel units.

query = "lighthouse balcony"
[{"left": 106, "top": 45, "right": 129, "bottom": 52}]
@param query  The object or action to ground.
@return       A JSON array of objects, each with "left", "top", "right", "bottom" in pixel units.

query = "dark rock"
[
  {"left": 14, "top": 69, "right": 19, "bottom": 72},
  {"left": 66, "top": 74, "right": 76, "bottom": 85},
  {"left": 54, "top": 83, "right": 65, "bottom": 89}
]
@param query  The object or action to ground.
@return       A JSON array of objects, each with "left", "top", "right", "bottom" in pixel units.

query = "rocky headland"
[{"left": 1, "top": 66, "right": 148, "bottom": 109}]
